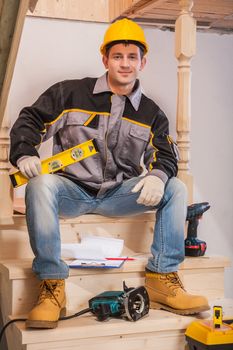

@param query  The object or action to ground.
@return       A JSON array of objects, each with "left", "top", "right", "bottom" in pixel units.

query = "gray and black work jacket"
[{"left": 10, "top": 73, "right": 178, "bottom": 196}]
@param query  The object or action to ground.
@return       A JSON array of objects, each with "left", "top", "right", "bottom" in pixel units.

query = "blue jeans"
[{"left": 25, "top": 174, "right": 187, "bottom": 280}]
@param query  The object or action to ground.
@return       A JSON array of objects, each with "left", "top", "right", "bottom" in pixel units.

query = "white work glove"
[
  {"left": 17, "top": 156, "right": 41, "bottom": 179},
  {"left": 132, "top": 175, "right": 165, "bottom": 206}
]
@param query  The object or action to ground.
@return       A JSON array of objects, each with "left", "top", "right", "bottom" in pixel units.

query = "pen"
[{"left": 105, "top": 257, "right": 135, "bottom": 261}]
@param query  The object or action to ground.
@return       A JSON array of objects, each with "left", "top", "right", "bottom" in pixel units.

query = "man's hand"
[
  {"left": 132, "top": 175, "right": 165, "bottom": 206},
  {"left": 17, "top": 156, "right": 41, "bottom": 179}
]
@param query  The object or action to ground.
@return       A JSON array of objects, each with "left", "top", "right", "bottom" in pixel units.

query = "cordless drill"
[{"left": 185, "top": 202, "right": 210, "bottom": 257}]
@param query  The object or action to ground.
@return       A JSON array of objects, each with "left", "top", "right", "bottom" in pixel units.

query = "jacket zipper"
[{"left": 103, "top": 129, "right": 109, "bottom": 181}]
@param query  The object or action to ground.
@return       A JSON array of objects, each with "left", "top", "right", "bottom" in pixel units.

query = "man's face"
[{"left": 102, "top": 43, "right": 146, "bottom": 92}]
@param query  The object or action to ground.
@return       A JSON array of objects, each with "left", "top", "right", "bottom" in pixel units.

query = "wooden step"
[
  {"left": 0, "top": 256, "right": 231, "bottom": 350},
  {"left": 0, "top": 212, "right": 155, "bottom": 259},
  {"left": 7, "top": 298, "right": 233, "bottom": 350},
  {"left": 0, "top": 255, "right": 230, "bottom": 320},
  {"left": 0, "top": 206, "right": 230, "bottom": 350}
]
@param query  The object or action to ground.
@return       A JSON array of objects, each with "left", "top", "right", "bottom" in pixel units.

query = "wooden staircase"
[
  {"left": 0, "top": 213, "right": 232, "bottom": 350},
  {"left": 0, "top": 1, "right": 232, "bottom": 349},
  {"left": 6, "top": 299, "right": 233, "bottom": 350}
]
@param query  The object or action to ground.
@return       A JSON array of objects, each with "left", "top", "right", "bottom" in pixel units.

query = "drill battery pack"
[
  {"left": 185, "top": 319, "right": 233, "bottom": 350},
  {"left": 185, "top": 237, "right": 207, "bottom": 257}
]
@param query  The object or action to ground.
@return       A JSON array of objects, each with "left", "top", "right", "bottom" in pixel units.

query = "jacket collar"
[{"left": 93, "top": 73, "right": 142, "bottom": 111}]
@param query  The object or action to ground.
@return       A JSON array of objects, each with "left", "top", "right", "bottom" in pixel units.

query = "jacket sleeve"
[
  {"left": 10, "top": 82, "right": 64, "bottom": 167},
  {"left": 144, "top": 108, "right": 178, "bottom": 183}
]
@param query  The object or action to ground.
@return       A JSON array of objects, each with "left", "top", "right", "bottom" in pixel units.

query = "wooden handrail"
[
  {"left": 0, "top": 0, "right": 29, "bottom": 223},
  {"left": 0, "top": 0, "right": 29, "bottom": 128},
  {"left": 175, "top": 0, "right": 196, "bottom": 202},
  {"left": 0, "top": 107, "right": 14, "bottom": 224}
]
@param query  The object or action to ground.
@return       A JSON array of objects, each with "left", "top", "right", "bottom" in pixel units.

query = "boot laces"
[
  {"left": 163, "top": 272, "right": 185, "bottom": 292},
  {"left": 38, "top": 280, "right": 62, "bottom": 307}
]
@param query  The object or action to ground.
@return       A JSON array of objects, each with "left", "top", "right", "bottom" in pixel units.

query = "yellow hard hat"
[{"left": 100, "top": 18, "right": 149, "bottom": 55}]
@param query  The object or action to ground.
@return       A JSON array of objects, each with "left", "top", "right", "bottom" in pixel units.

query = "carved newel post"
[
  {"left": 0, "top": 106, "right": 14, "bottom": 224},
  {"left": 175, "top": 0, "right": 196, "bottom": 203}
]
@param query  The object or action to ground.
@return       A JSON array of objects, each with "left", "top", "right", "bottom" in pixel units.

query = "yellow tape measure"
[{"left": 10, "top": 139, "right": 98, "bottom": 188}]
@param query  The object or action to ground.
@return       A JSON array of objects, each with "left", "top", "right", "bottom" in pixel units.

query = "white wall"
[
  {"left": 191, "top": 33, "right": 233, "bottom": 297},
  {"left": 9, "top": 17, "right": 233, "bottom": 297}
]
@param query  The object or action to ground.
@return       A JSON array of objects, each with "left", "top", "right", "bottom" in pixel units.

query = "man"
[{"left": 10, "top": 18, "right": 209, "bottom": 329}]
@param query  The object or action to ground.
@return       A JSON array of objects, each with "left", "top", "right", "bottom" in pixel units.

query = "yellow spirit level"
[{"left": 10, "top": 139, "right": 98, "bottom": 188}]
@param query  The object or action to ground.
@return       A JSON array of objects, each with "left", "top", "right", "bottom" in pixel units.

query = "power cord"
[
  {"left": 60, "top": 307, "right": 92, "bottom": 320},
  {"left": 0, "top": 307, "right": 92, "bottom": 346}
]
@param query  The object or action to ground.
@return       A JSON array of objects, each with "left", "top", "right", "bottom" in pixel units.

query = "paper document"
[{"left": 61, "top": 235, "right": 124, "bottom": 260}]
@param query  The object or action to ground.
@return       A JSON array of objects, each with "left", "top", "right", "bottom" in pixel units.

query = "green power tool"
[{"left": 89, "top": 282, "right": 150, "bottom": 321}]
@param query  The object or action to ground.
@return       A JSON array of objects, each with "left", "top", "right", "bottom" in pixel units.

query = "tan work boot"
[
  {"left": 26, "top": 279, "right": 66, "bottom": 329},
  {"left": 145, "top": 271, "right": 210, "bottom": 315}
]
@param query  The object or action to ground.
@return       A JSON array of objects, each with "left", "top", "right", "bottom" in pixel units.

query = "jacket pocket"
[
  {"left": 59, "top": 112, "right": 99, "bottom": 149},
  {"left": 129, "top": 124, "right": 150, "bottom": 141},
  {"left": 117, "top": 124, "right": 150, "bottom": 170},
  {"left": 66, "top": 112, "right": 99, "bottom": 129}
]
